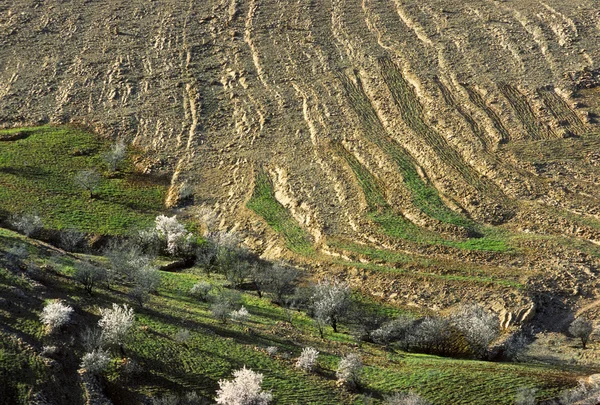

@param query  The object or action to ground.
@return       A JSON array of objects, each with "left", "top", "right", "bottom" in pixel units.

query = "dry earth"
[{"left": 3, "top": 0, "right": 600, "bottom": 329}]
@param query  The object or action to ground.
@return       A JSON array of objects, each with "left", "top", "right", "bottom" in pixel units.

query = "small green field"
[
  {"left": 246, "top": 172, "right": 315, "bottom": 256},
  {"left": 0, "top": 126, "right": 167, "bottom": 235},
  {"left": 0, "top": 227, "right": 579, "bottom": 404}
]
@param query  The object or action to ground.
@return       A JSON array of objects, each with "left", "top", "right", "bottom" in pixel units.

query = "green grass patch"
[
  {"left": 333, "top": 143, "right": 512, "bottom": 253},
  {"left": 247, "top": 172, "right": 315, "bottom": 256},
  {"left": 0, "top": 125, "right": 167, "bottom": 235}
]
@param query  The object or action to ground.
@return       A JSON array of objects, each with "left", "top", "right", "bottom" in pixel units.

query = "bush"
[
  {"left": 80, "top": 349, "right": 111, "bottom": 374},
  {"left": 174, "top": 328, "right": 191, "bottom": 343},
  {"left": 155, "top": 215, "right": 194, "bottom": 256},
  {"left": 40, "top": 300, "right": 73, "bottom": 332},
  {"left": 408, "top": 317, "right": 457, "bottom": 356},
  {"left": 265, "top": 346, "right": 278, "bottom": 357},
  {"left": 81, "top": 327, "right": 104, "bottom": 352},
  {"left": 295, "top": 347, "right": 319, "bottom": 372},
  {"left": 215, "top": 366, "right": 272, "bottom": 405},
  {"left": 230, "top": 306, "right": 250, "bottom": 323},
  {"left": 10, "top": 213, "right": 42, "bottom": 237},
  {"left": 98, "top": 303, "right": 134, "bottom": 347},
  {"left": 384, "top": 392, "right": 431, "bottom": 405},
  {"left": 59, "top": 228, "right": 86, "bottom": 252},
  {"left": 371, "top": 315, "right": 415, "bottom": 349},
  {"left": 336, "top": 353, "right": 362, "bottom": 389},
  {"left": 190, "top": 282, "right": 213, "bottom": 301}
]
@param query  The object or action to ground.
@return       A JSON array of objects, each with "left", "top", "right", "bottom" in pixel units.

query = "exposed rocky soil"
[{"left": 2, "top": 0, "right": 600, "bottom": 329}]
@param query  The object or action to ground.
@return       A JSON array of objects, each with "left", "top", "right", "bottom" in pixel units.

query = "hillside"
[{"left": 2, "top": 1, "right": 600, "bottom": 402}]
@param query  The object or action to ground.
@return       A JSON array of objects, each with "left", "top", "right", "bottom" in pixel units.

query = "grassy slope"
[
  {"left": 0, "top": 227, "right": 580, "bottom": 404},
  {"left": 246, "top": 172, "right": 315, "bottom": 256},
  {"left": 0, "top": 125, "right": 167, "bottom": 235}
]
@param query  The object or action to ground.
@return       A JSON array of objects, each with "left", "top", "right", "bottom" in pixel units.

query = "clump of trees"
[{"left": 215, "top": 366, "right": 272, "bottom": 405}]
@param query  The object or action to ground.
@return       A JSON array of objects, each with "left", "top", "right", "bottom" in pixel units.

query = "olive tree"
[
  {"left": 130, "top": 265, "right": 161, "bottom": 307},
  {"left": 74, "top": 261, "right": 107, "bottom": 295},
  {"left": 450, "top": 304, "right": 499, "bottom": 359},
  {"left": 74, "top": 169, "right": 101, "bottom": 198},
  {"left": 104, "top": 140, "right": 127, "bottom": 172},
  {"left": 311, "top": 279, "right": 351, "bottom": 334},
  {"left": 569, "top": 317, "right": 594, "bottom": 349}
]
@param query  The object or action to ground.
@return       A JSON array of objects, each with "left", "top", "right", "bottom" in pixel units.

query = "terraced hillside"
[{"left": 2, "top": 0, "right": 600, "bottom": 328}]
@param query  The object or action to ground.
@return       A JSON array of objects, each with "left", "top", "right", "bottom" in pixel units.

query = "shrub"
[
  {"left": 190, "top": 282, "right": 213, "bottom": 301},
  {"left": 295, "top": 347, "right": 319, "bottom": 372},
  {"left": 514, "top": 387, "right": 537, "bottom": 405},
  {"left": 80, "top": 349, "right": 111, "bottom": 375},
  {"left": 371, "top": 315, "right": 415, "bottom": 349},
  {"left": 98, "top": 303, "right": 134, "bottom": 346},
  {"left": 59, "top": 228, "right": 86, "bottom": 252},
  {"left": 384, "top": 392, "right": 431, "bottom": 405},
  {"left": 81, "top": 327, "right": 104, "bottom": 352},
  {"left": 569, "top": 317, "right": 594, "bottom": 349},
  {"left": 215, "top": 366, "right": 272, "bottom": 405},
  {"left": 336, "top": 353, "right": 362, "bottom": 389},
  {"left": 40, "top": 300, "right": 73, "bottom": 332},
  {"left": 408, "top": 317, "right": 456, "bottom": 356},
  {"left": 230, "top": 306, "right": 250, "bottom": 323},
  {"left": 10, "top": 213, "right": 42, "bottom": 237},
  {"left": 174, "top": 328, "right": 191, "bottom": 343},
  {"left": 265, "top": 346, "right": 278, "bottom": 357}
]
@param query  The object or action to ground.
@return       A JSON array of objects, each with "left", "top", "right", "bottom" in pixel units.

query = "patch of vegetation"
[
  {"left": 0, "top": 227, "right": 578, "bottom": 404},
  {"left": 333, "top": 143, "right": 512, "bottom": 253},
  {"left": 247, "top": 172, "right": 315, "bottom": 256},
  {"left": 337, "top": 73, "right": 475, "bottom": 231},
  {"left": 0, "top": 125, "right": 167, "bottom": 235}
]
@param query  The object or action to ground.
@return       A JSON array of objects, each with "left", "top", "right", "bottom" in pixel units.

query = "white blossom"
[
  {"left": 98, "top": 303, "right": 134, "bottom": 346},
  {"left": 40, "top": 301, "right": 73, "bottom": 332},
  {"left": 215, "top": 366, "right": 272, "bottom": 405},
  {"left": 295, "top": 347, "right": 319, "bottom": 372},
  {"left": 80, "top": 349, "right": 111, "bottom": 374}
]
